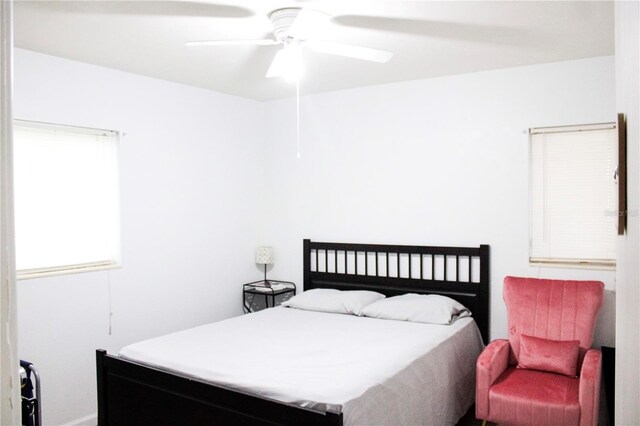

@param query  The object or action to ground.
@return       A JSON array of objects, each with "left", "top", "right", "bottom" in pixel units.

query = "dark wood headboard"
[{"left": 303, "top": 239, "right": 490, "bottom": 343}]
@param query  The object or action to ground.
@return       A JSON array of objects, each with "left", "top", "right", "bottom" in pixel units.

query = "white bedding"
[{"left": 119, "top": 307, "right": 484, "bottom": 425}]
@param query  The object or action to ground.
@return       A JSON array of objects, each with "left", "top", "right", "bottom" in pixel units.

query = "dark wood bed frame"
[{"left": 96, "top": 239, "right": 490, "bottom": 425}]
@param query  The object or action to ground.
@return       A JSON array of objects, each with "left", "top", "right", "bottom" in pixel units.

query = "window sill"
[
  {"left": 17, "top": 261, "right": 121, "bottom": 280},
  {"left": 529, "top": 259, "right": 616, "bottom": 271}
]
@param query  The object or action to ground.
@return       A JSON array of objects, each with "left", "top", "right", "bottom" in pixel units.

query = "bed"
[{"left": 96, "top": 239, "right": 490, "bottom": 425}]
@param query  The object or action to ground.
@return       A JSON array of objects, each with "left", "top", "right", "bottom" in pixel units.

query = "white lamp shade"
[{"left": 255, "top": 246, "right": 274, "bottom": 265}]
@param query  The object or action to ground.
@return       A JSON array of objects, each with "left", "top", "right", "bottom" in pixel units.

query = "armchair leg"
[{"left": 481, "top": 420, "right": 487, "bottom": 426}]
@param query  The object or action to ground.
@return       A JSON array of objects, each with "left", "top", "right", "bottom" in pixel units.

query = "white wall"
[
  {"left": 262, "top": 56, "right": 617, "bottom": 347},
  {"left": 14, "top": 49, "right": 266, "bottom": 425},
  {"left": 615, "top": 1, "right": 640, "bottom": 424}
]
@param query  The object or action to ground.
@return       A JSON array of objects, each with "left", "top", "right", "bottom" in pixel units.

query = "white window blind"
[
  {"left": 13, "top": 120, "right": 121, "bottom": 278},
  {"left": 530, "top": 123, "right": 617, "bottom": 267}
]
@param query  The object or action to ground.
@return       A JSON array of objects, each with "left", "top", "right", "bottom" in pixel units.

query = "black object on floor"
[
  {"left": 19, "top": 360, "right": 41, "bottom": 426},
  {"left": 602, "top": 346, "right": 615, "bottom": 426}
]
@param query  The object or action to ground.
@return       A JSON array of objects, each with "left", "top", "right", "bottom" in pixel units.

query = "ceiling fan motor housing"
[{"left": 269, "top": 8, "right": 301, "bottom": 42}]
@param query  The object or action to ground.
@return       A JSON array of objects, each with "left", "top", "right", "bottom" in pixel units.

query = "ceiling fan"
[{"left": 186, "top": 7, "right": 393, "bottom": 81}]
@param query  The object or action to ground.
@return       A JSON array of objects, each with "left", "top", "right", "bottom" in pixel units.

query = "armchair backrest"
[{"left": 503, "top": 276, "right": 604, "bottom": 365}]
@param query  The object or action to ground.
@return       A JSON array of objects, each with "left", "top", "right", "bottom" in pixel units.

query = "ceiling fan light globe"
[
  {"left": 283, "top": 66, "right": 303, "bottom": 83},
  {"left": 281, "top": 41, "right": 304, "bottom": 82}
]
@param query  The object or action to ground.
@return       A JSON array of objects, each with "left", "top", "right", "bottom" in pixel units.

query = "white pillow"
[
  {"left": 281, "top": 288, "right": 386, "bottom": 315},
  {"left": 359, "top": 293, "right": 471, "bottom": 325}
]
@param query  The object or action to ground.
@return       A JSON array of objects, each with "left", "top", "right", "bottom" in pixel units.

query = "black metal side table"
[{"left": 243, "top": 280, "right": 296, "bottom": 313}]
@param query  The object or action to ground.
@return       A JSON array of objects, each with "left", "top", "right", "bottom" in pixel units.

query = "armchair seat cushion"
[{"left": 488, "top": 367, "right": 580, "bottom": 426}]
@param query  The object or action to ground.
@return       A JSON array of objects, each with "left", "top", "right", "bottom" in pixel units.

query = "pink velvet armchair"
[{"left": 476, "top": 276, "right": 604, "bottom": 426}]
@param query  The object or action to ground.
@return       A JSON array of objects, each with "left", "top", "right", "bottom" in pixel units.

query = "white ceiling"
[{"left": 14, "top": 0, "right": 614, "bottom": 101}]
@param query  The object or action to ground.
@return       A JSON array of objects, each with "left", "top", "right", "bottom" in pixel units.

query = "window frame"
[
  {"left": 528, "top": 121, "right": 617, "bottom": 270},
  {"left": 13, "top": 119, "right": 122, "bottom": 280}
]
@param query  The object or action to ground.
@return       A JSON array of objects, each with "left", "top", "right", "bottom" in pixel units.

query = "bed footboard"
[{"left": 96, "top": 350, "right": 343, "bottom": 426}]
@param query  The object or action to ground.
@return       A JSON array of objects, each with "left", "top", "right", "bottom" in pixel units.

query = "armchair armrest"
[
  {"left": 476, "top": 339, "right": 510, "bottom": 420},
  {"left": 579, "top": 348, "right": 602, "bottom": 426}
]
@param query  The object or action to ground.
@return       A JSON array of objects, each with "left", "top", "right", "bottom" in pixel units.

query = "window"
[
  {"left": 530, "top": 122, "right": 617, "bottom": 268},
  {"left": 13, "top": 120, "right": 121, "bottom": 279}
]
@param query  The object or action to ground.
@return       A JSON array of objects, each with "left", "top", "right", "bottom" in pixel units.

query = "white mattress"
[{"left": 119, "top": 307, "right": 484, "bottom": 425}]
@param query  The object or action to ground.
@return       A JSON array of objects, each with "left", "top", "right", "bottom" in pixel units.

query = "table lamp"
[{"left": 255, "top": 246, "right": 274, "bottom": 286}]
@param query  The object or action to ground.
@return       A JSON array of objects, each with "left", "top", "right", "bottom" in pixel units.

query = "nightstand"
[{"left": 243, "top": 280, "right": 296, "bottom": 313}]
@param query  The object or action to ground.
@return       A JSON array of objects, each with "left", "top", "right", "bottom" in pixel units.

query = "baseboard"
[{"left": 64, "top": 413, "right": 97, "bottom": 426}]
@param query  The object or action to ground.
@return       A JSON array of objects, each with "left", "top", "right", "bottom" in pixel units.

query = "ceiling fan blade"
[
  {"left": 16, "top": 1, "right": 253, "bottom": 18},
  {"left": 304, "top": 40, "right": 393, "bottom": 63},
  {"left": 332, "top": 15, "right": 528, "bottom": 46},
  {"left": 186, "top": 39, "right": 279, "bottom": 47},
  {"left": 288, "top": 8, "right": 332, "bottom": 40},
  {"left": 265, "top": 48, "right": 288, "bottom": 78}
]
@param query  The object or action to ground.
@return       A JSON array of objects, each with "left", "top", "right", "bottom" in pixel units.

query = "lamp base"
[{"left": 263, "top": 265, "right": 270, "bottom": 287}]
